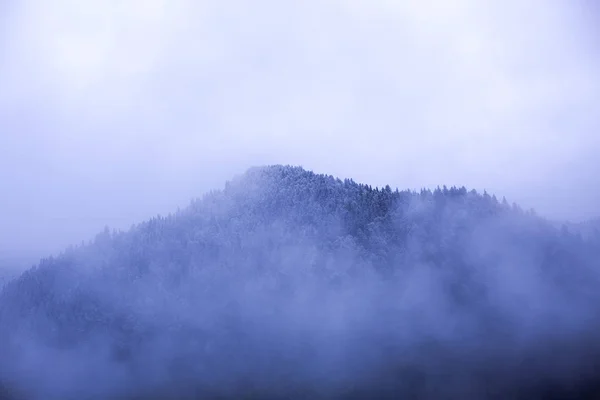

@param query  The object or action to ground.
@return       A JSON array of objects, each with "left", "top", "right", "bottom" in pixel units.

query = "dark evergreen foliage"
[{"left": 1, "top": 165, "right": 599, "bottom": 399}]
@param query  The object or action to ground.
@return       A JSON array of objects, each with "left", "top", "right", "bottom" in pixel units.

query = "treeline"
[{"left": 1, "top": 165, "right": 600, "bottom": 399}]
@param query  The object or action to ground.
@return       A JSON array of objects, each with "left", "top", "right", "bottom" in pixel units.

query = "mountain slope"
[{"left": 1, "top": 165, "right": 600, "bottom": 399}]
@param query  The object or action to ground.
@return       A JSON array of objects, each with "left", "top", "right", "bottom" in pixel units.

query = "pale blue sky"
[{"left": 1, "top": 0, "right": 599, "bottom": 261}]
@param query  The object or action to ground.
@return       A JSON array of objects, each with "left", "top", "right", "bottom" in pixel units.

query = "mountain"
[{"left": 1, "top": 165, "right": 600, "bottom": 399}]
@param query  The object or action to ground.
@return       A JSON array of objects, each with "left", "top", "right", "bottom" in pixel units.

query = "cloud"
[{"left": 0, "top": 0, "right": 598, "bottom": 258}]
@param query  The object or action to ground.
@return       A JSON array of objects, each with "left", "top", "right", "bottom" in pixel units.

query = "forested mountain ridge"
[{"left": 1, "top": 165, "right": 600, "bottom": 399}]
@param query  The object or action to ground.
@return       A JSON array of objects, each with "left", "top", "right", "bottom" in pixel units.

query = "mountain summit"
[{"left": 1, "top": 165, "right": 600, "bottom": 399}]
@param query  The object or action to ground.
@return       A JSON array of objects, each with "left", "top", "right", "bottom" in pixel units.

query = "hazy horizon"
[{"left": 1, "top": 0, "right": 599, "bottom": 263}]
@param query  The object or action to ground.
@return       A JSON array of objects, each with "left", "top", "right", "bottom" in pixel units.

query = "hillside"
[{"left": 1, "top": 165, "right": 600, "bottom": 399}]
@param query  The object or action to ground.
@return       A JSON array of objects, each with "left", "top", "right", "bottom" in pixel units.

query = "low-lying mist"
[{"left": 1, "top": 165, "right": 600, "bottom": 399}]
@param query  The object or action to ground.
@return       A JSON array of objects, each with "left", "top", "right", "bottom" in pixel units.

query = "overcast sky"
[{"left": 1, "top": 0, "right": 599, "bottom": 262}]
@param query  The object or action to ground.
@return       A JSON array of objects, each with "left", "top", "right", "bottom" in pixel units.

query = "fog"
[
  {"left": 2, "top": 1, "right": 600, "bottom": 393},
  {"left": 1, "top": 1, "right": 599, "bottom": 264},
  {"left": 1, "top": 166, "right": 600, "bottom": 399}
]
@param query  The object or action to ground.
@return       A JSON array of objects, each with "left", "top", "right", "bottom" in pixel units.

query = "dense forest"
[{"left": 1, "top": 165, "right": 600, "bottom": 399}]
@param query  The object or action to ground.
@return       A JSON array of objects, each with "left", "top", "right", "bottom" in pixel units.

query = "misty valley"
[{"left": 1, "top": 165, "right": 600, "bottom": 399}]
